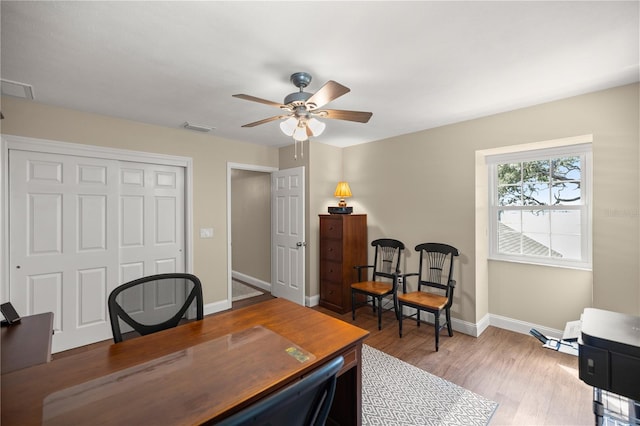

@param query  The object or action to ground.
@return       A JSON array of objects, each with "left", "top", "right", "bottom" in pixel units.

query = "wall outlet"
[{"left": 199, "top": 228, "right": 213, "bottom": 238}]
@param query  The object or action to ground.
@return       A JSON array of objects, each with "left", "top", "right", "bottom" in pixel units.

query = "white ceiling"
[{"left": 1, "top": 1, "right": 638, "bottom": 148}]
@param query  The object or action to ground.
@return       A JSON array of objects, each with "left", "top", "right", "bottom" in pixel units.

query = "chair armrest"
[
  {"left": 353, "top": 265, "right": 374, "bottom": 281},
  {"left": 400, "top": 272, "right": 419, "bottom": 278},
  {"left": 353, "top": 265, "right": 374, "bottom": 270},
  {"left": 397, "top": 272, "right": 418, "bottom": 293}
]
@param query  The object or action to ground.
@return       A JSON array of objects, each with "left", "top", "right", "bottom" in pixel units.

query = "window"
[{"left": 488, "top": 142, "right": 592, "bottom": 269}]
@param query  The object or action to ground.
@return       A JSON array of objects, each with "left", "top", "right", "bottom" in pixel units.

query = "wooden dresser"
[{"left": 319, "top": 214, "right": 367, "bottom": 314}]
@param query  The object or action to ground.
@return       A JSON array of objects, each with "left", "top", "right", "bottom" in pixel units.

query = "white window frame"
[{"left": 487, "top": 141, "right": 592, "bottom": 270}]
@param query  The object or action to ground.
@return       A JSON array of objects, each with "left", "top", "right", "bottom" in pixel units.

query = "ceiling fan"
[{"left": 233, "top": 72, "right": 373, "bottom": 145}]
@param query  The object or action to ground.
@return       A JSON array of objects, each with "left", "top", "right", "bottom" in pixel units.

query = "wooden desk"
[
  {"left": 1, "top": 299, "right": 369, "bottom": 425},
  {"left": 1, "top": 312, "right": 54, "bottom": 374}
]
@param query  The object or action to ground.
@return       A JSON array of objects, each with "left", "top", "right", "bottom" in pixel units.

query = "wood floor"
[
  {"left": 315, "top": 303, "right": 594, "bottom": 426},
  {"left": 55, "top": 292, "right": 595, "bottom": 425}
]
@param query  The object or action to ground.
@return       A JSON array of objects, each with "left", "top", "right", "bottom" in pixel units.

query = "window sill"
[{"left": 488, "top": 256, "right": 592, "bottom": 271}]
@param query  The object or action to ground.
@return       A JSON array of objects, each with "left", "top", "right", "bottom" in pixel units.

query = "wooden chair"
[
  {"left": 217, "top": 356, "right": 344, "bottom": 426},
  {"left": 398, "top": 243, "right": 459, "bottom": 351},
  {"left": 108, "top": 273, "right": 203, "bottom": 343},
  {"left": 351, "top": 238, "right": 405, "bottom": 330}
]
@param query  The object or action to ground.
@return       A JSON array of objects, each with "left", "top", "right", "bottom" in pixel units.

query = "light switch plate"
[{"left": 199, "top": 228, "right": 213, "bottom": 238}]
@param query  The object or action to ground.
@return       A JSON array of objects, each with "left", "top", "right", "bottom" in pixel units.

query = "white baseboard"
[
  {"left": 306, "top": 294, "right": 320, "bottom": 307},
  {"left": 204, "top": 299, "right": 230, "bottom": 316},
  {"left": 488, "top": 313, "right": 563, "bottom": 339},
  {"left": 475, "top": 313, "right": 491, "bottom": 336},
  {"left": 232, "top": 271, "right": 321, "bottom": 307},
  {"left": 451, "top": 317, "right": 481, "bottom": 337},
  {"left": 232, "top": 271, "right": 271, "bottom": 292},
  {"left": 399, "top": 306, "right": 479, "bottom": 337},
  {"left": 228, "top": 274, "right": 562, "bottom": 340},
  {"left": 399, "top": 307, "right": 561, "bottom": 339}
]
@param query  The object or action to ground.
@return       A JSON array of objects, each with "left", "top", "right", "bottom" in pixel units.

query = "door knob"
[{"left": 296, "top": 242, "right": 307, "bottom": 247}]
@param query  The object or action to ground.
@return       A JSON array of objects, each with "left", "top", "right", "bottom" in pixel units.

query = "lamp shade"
[
  {"left": 279, "top": 117, "right": 297, "bottom": 136},
  {"left": 307, "top": 118, "right": 326, "bottom": 137},
  {"left": 334, "top": 182, "right": 352, "bottom": 198},
  {"left": 292, "top": 125, "right": 308, "bottom": 142}
]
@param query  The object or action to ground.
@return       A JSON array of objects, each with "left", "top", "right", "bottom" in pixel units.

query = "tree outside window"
[{"left": 489, "top": 144, "right": 591, "bottom": 269}]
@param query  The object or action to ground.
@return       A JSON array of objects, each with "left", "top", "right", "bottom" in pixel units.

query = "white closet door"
[
  {"left": 118, "top": 161, "right": 186, "bottom": 324},
  {"left": 9, "top": 151, "right": 186, "bottom": 352},
  {"left": 9, "top": 150, "right": 119, "bottom": 351}
]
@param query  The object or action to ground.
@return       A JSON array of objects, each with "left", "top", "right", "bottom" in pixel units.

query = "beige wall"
[
  {"left": 3, "top": 83, "right": 638, "bottom": 331},
  {"left": 488, "top": 261, "right": 592, "bottom": 328},
  {"left": 231, "top": 169, "right": 270, "bottom": 282},
  {"left": 308, "top": 143, "right": 344, "bottom": 301},
  {"left": 336, "top": 83, "right": 639, "bottom": 329},
  {"left": 1, "top": 96, "right": 279, "bottom": 305}
]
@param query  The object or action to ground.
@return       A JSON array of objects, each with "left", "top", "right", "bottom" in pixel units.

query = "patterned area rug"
[
  {"left": 231, "top": 280, "right": 263, "bottom": 301},
  {"left": 362, "top": 345, "right": 498, "bottom": 425}
]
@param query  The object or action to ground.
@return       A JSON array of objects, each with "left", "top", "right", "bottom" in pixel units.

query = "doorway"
[
  {"left": 227, "top": 163, "right": 306, "bottom": 306},
  {"left": 227, "top": 163, "right": 306, "bottom": 307},
  {"left": 227, "top": 163, "right": 277, "bottom": 305}
]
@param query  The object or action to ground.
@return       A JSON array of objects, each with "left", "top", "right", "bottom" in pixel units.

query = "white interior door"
[
  {"left": 271, "top": 166, "right": 305, "bottom": 305},
  {"left": 8, "top": 149, "right": 186, "bottom": 352},
  {"left": 9, "top": 150, "right": 119, "bottom": 351}
]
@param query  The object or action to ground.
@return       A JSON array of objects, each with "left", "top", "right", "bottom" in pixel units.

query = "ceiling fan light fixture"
[
  {"left": 292, "top": 125, "right": 308, "bottom": 142},
  {"left": 307, "top": 118, "right": 326, "bottom": 137},
  {"left": 279, "top": 117, "right": 298, "bottom": 136},
  {"left": 234, "top": 71, "right": 372, "bottom": 156}
]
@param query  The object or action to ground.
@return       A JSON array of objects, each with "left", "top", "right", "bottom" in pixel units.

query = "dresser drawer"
[
  {"left": 318, "top": 214, "right": 366, "bottom": 314},
  {"left": 319, "top": 218, "right": 343, "bottom": 239},
  {"left": 320, "top": 261, "right": 342, "bottom": 282},
  {"left": 320, "top": 239, "right": 342, "bottom": 261},
  {"left": 320, "top": 281, "right": 343, "bottom": 306}
]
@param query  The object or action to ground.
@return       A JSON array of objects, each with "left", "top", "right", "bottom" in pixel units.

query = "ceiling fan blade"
[
  {"left": 318, "top": 109, "right": 373, "bottom": 123},
  {"left": 241, "top": 115, "right": 288, "bottom": 128},
  {"left": 233, "top": 94, "right": 284, "bottom": 109},
  {"left": 306, "top": 81, "right": 350, "bottom": 109}
]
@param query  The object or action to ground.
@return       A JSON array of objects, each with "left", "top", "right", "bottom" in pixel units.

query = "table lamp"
[{"left": 328, "top": 181, "right": 353, "bottom": 214}]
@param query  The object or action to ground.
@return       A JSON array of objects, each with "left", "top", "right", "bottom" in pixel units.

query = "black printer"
[
  {"left": 579, "top": 308, "right": 640, "bottom": 401},
  {"left": 579, "top": 308, "right": 640, "bottom": 425}
]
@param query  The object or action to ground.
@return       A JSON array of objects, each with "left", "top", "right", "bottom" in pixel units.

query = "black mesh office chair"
[
  {"left": 217, "top": 356, "right": 344, "bottom": 426},
  {"left": 351, "top": 238, "right": 405, "bottom": 330},
  {"left": 108, "top": 273, "right": 204, "bottom": 343},
  {"left": 398, "top": 243, "right": 459, "bottom": 351}
]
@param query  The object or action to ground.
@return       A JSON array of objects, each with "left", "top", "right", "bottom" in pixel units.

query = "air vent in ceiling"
[
  {"left": 183, "top": 122, "right": 214, "bottom": 132},
  {"left": 1, "top": 79, "right": 34, "bottom": 100}
]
